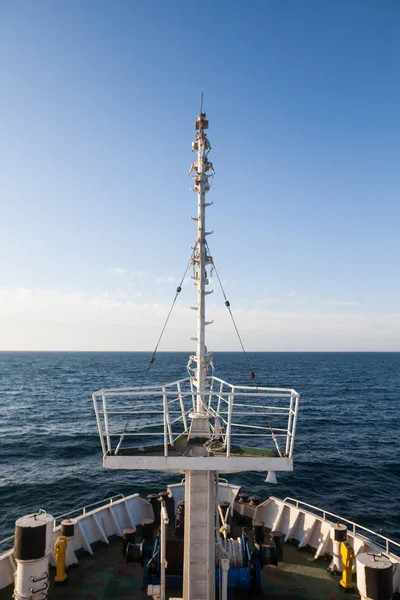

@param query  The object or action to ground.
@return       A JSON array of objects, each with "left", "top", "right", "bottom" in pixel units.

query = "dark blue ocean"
[{"left": 1, "top": 352, "right": 399, "bottom": 543}]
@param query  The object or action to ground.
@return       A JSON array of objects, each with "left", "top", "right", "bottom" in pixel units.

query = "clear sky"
[{"left": 1, "top": 1, "right": 399, "bottom": 351}]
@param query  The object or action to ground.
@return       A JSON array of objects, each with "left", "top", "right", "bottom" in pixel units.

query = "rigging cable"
[
  {"left": 114, "top": 243, "right": 198, "bottom": 455},
  {"left": 206, "top": 242, "right": 282, "bottom": 457}
]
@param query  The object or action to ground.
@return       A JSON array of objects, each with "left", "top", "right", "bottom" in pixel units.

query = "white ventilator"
[
  {"left": 329, "top": 523, "right": 347, "bottom": 573},
  {"left": 13, "top": 510, "right": 53, "bottom": 600},
  {"left": 356, "top": 552, "right": 393, "bottom": 600}
]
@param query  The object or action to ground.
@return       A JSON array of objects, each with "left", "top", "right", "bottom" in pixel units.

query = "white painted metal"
[
  {"left": 104, "top": 454, "right": 293, "bottom": 472},
  {"left": 252, "top": 496, "right": 400, "bottom": 592},
  {"left": 160, "top": 504, "right": 169, "bottom": 600},
  {"left": 147, "top": 583, "right": 161, "bottom": 599},
  {"left": 265, "top": 470, "right": 277, "bottom": 484},
  {"left": 220, "top": 558, "right": 229, "bottom": 600},
  {"left": 193, "top": 110, "right": 208, "bottom": 412},
  {"left": 167, "top": 479, "right": 240, "bottom": 506},
  {"left": 183, "top": 470, "right": 216, "bottom": 600},
  {"left": 281, "top": 497, "right": 400, "bottom": 559},
  {"left": 356, "top": 552, "right": 393, "bottom": 600},
  {"left": 0, "top": 484, "right": 241, "bottom": 594},
  {"left": 0, "top": 494, "right": 153, "bottom": 593},
  {"left": 330, "top": 538, "right": 342, "bottom": 573},
  {"left": 2, "top": 489, "right": 400, "bottom": 595},
  {"left": 102, "top": 393, "right": 112, "bottom": 454},
  {"left": 93, "top": 379, "right": 300, "bottom": 469},
  {"left": 328, "top": 523, "right": 347, "bottom": 573},
  {"left": 13, "top": 511, "right": 53, "bottom": 600},
  {"left": 14, "top": 556, "right": 49, "bottom": 599}
]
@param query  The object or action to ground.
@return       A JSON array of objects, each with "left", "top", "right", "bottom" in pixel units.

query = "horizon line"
[{"left": 0, "top": 350, "right": 399, "bottom": 354}]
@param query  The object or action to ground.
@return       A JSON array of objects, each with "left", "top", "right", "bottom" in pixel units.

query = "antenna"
[{"left": 199, "top": 92, "right": 204, "bottom": 114}]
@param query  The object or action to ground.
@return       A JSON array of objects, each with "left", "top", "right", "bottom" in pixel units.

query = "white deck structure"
[{"left": 1, "top": 489, "right": 399, "bottom": 595}]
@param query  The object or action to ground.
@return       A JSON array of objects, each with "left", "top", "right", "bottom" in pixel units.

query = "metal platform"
[{"left": 93, "top": 376, "right": 299, "bottom": 473}]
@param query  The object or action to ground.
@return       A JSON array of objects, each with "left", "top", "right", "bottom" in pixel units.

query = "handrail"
[
  {"left": 0, "top": 494, "right": 126, "bottom": 550},
  {"left": 94, "top": 376, "right": 300, "bottom": 459},
  {"left": 282, "top": 496, "right": 400, "bottom": 555}
]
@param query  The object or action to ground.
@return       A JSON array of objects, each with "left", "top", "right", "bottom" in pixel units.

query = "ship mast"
[
  {"left": 190, "top": 95, "right": 214, "bottom": 432},
  {"left": 93, "top": 102, "right": 300, "bottom": 600}
]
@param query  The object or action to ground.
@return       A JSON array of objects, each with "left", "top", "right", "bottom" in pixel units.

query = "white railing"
[
  {"left": 0, "top": 494, "right": 126, "bottom": 552},
  {"left": 93, "top": 375, "right": 299, "bottom": 459},
  {"left": 283, "top": 497, "right": 400, "bottom": 558}
]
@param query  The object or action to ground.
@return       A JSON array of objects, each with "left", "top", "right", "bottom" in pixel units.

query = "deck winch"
[{"left": 125, "top": 497, "right": 285, "bottom": 597}]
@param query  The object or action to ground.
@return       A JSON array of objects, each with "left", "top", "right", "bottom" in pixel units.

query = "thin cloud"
[
  {"left": 0, "top": 286, "right": 399, "bottom": 351},
  {"left": 156, "top": 276, "right": 176, "bottom": 284},
  {"left": 109, "top": 268, "right": 144, "bottom": 277},
  {"left": 324, "top": 300, "right": 360, "bottom": 307},
  {"left": 111, "top": 267, "right": 128, "bottom": 276}
]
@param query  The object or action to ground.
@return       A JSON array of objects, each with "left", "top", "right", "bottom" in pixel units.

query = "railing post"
[
  {"left": 216, "top": 381, "right": 223, "bottom": 415},
  {"left": 189, "top": 378, "right": 196, "bottom": 411},
  {"left": 102, "top": 393, "right": 112, "bottom": 454},
  {"left": 165, "top": 391, "right": 174, "bottom": 447},
  {"left": 177, "top": 382, "right": 188, "bottom": 433},
  {"left": 286, "top": 394, "right": 294, "bottom": 456},
  {"left": 163, "top": 387, "right": 168, "bottom": 457},
  {"left": 289, "top": 395, "right": 299, "bottom": 457},
  {"left": 93, "top": 394, "right": 107, "bottom": 456},
  {"left": 226, "top": 391, "right": 234, "bottom": 458},
  {"left": 208, "top": 376, "right": 212, "bottom": 407}
]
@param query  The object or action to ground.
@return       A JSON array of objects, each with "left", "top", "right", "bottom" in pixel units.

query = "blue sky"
[{"left": 1, "top": 1, "right": 399, "bottom": 350}]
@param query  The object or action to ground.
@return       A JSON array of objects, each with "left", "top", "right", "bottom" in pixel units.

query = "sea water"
[{"left": 0, "top": 351, "right": 399, "bottom": 542}]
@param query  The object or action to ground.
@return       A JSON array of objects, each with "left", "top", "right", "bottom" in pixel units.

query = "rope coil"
[{"left": 216, "top": 538, "right": 243, "bottom": 568}]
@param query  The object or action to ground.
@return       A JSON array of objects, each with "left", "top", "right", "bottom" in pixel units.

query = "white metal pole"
[
  {"left": 165, "top": 396, "right": 174, "bottom": 447},
  {"left": 160, "top": 504, "right": 169, "bottom": 600},
  {"left": 285, "top": 395, "right": 294, "bottom": 456},
  {"left": 289, "top": 395, "right": 299, "bottom": 457},
  {"left": 93, "top": 394, "right": 107, "bottom": 456},
  {"left": 102, "top": 393, "right": 112, "bottom": 454},
  {"left": 163, "top": 388, "right": 168, "bottom": 457},
  {"left": 177, "top": 382, "right": 188, "bottom": 432},
  {"left": 189, "top": 377, "right": 196, "bottom": 411},
  {"left": 195, "top": 116, "right": 207, "bottom": 414},
  {"left": 216, "top": 380, "right": 223, "bottom": 415},
  {"left": 221, "top": 558, "right": 229, "bottom": 600},
  {"left": 226, "top": 393, "right": 233, "bottom": 458}
]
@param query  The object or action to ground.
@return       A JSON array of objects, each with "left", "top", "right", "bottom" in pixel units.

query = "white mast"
[
  {"left": 189, "top": 96, "right": 214, "bottom": 432},
  {"left": 182, "top": 100, "right": 216, "bottom": 600}
]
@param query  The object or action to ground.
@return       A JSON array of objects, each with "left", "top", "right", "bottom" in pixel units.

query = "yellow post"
[
  {"left": 54, "top": 535, "right": 68, "bottom": 583},
  {"left": 340, "top": 540, "right": 354, "bottom": 590}
]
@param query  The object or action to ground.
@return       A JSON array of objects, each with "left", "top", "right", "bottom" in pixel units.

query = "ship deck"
[
  {"left": 117, "top": 437, "right": 279, "bottom": 458},
  {"left": 0, "top": 537, "right": 365, "bottom": 600}
]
